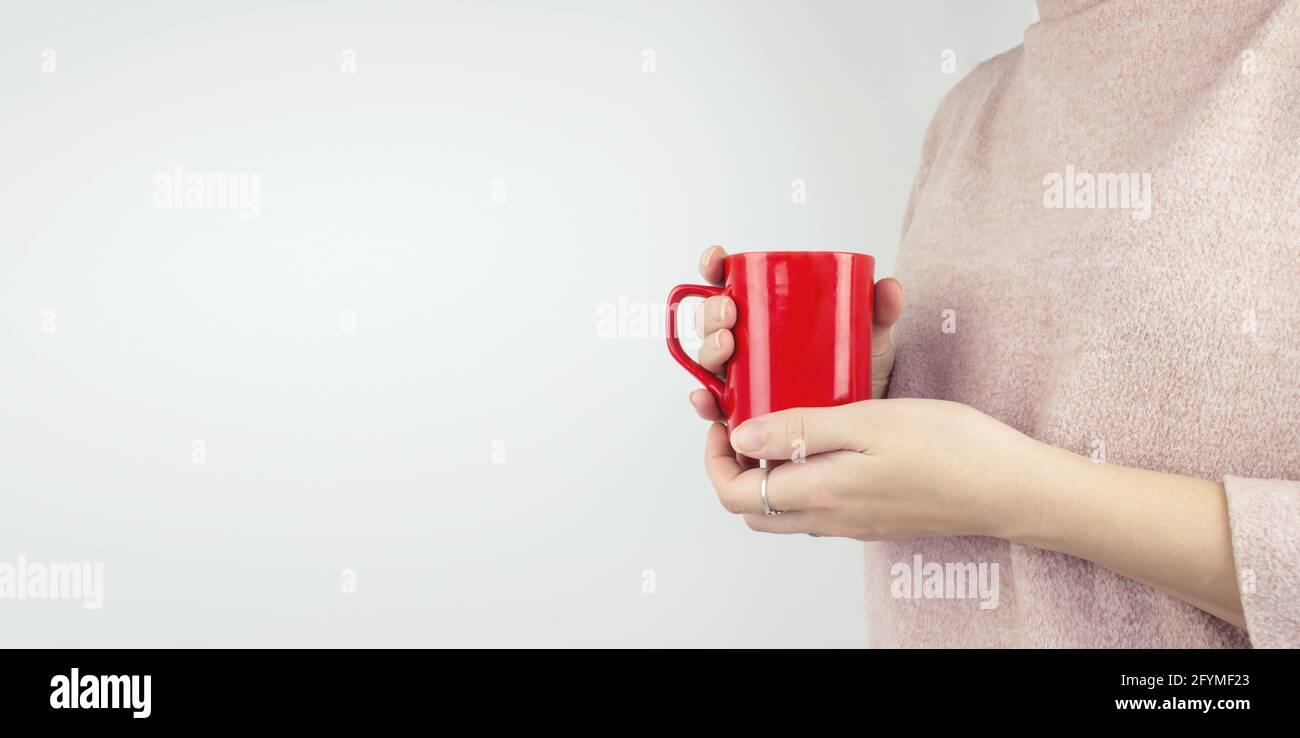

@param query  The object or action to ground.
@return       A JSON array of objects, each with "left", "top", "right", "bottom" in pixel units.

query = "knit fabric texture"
[{"left": 869, "top": 0, "right": 1299, "bottom": 647}]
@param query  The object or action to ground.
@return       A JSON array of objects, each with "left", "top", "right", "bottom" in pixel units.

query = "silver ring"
[{"left": 760, "top": 466, "right": 782, "bottom": 516}]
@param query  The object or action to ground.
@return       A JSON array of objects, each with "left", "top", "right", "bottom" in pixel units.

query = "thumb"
[
  {"left": 872, "top": 277, "right": 904, "bottom": 351},
  {"left": 729, "top": 404, "right": 869, "bottom": 460},
  {"left": 872, "top": 278, "right": 904, "bottom": 398}
]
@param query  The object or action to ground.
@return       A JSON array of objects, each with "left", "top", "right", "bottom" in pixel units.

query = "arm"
[
  {"left": 704, "top": 398, "right": 1270, "bottom": 633},
  {"left": 1012, "top": 441, "right": 1244, "bottom": 628}
]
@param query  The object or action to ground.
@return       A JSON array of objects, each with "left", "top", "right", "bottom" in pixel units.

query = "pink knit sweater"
[{"left": 869, "top": 0, "right": 1299, "bottom": 647}]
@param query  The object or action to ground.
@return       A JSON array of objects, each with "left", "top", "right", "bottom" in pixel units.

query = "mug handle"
[{"left": 666, "top": 284, "right": 727, "bottom": 410}]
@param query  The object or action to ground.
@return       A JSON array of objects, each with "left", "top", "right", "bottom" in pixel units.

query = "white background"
[{"left": 0, "top": 0, "right": 1035, "bottom": 647}]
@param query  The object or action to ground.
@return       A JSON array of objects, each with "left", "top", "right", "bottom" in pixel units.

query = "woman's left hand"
[{"left": 705, "top": 398, "right": 1054, "bottom": 541}]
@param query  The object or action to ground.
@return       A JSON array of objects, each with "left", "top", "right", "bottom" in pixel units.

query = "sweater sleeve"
[{"left": 1223, "top": 476, "right": 1300, "bottom": 648}]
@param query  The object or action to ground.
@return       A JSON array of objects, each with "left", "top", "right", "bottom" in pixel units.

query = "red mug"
[{"left": 667, "top": 251, "right": 875, "bottom": 429}]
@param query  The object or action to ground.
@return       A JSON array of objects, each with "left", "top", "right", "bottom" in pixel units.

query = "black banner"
[{"left": 0, "top": 648, "right": 1287, "bottom": 725}]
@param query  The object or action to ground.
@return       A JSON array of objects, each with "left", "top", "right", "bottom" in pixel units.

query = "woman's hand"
[
  {"left": 704, "top": 397, "right": 1248, "bottom": 628},
  {"left": 683, "top": 248, "right": 1248, "bottom": 629},
  {"left": 705, "top": 398, "right": 1050, "bottom": 541},
  {"left": 686, "top": 245, "right": 906, "bottom": 420},
  {"left": 683, "top": 246, "right": 1248, "bottom": 627}
]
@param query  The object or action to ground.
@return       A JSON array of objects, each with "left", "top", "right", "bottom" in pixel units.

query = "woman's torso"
[{"left": 869, "top": 0, "right": 1299, "bottom": 647}]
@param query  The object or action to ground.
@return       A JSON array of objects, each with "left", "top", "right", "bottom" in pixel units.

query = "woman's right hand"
[{"left": 687, "top": 245, "right": 906, "bottom": 420}]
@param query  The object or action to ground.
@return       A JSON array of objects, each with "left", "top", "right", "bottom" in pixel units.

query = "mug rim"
[{"left": 725, "top": 250, "right": 872, "bottom": 260}]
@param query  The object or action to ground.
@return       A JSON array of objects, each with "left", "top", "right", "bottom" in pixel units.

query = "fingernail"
[
  {"left": 730, "top": 422, "right": 763, "bottom": 453},
  {"left": 700, "top": 249, "right": 712, "bottom": 270},
  {"left": 712, "top": 331, "right": 721, "bottom": 349},
  {"left": 718, "top": 299, "right": 727, "bottom": 323}
]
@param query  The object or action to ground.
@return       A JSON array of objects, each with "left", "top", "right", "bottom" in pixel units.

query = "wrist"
[{"left": 991, "top": 436, "right": 1096, "bottom": 548}]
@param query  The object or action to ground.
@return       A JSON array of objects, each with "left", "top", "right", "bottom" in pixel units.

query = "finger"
[
  {"left": 689, "top": 389, "right": 725, "bottom": 421},
  {"left": 871, "top": 279, "right": 904, "bottom": 398},
  {"left": 872, "top": 278, "right": 904, "bottom": 349},
  {"left": 697, "top": 328, "right": 734, "bottom": 373},
  {"left": 693, "top": 295, "right": 737, "bottom": 338},
  {"left": 737, "top": 452, "right": 759, "bottom": 472},
  {"left": 698, "top": 245, "right": 727, "bottom": 285},
  {"left": 873, "top": 278, "right": 904, "bottom": 328},
  {"left": 704, "top": 423, "right": 747, "bottom": 513},
  {"left": 728, "top": 404, "right": 869, "bottom": 460},
  {"left": 743, "top": 511, "right": 839, "bottom": 536},
  {"left": 705, "top": 424, "right": 813, "bottom": 514}
]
